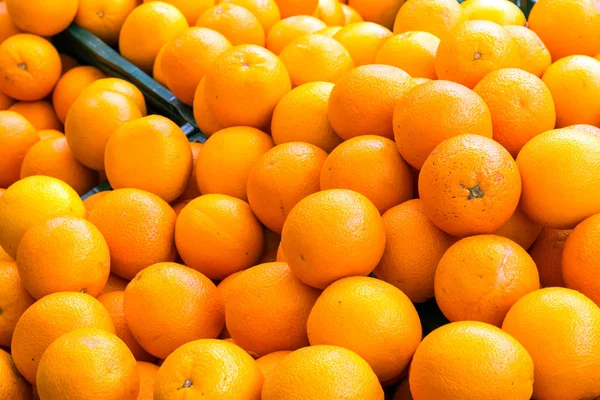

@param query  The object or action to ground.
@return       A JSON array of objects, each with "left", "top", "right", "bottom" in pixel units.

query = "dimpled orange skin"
[
  {"left": 0, "top": 2, "right": 21, "bottom": 43},
  {"left": 220, "top": 0, "right": 281, "bottom": 34},
  {"left": 516, "top": 128, "right": 600, "bottom": 229},
  {"left": 393, "top": 0, "right": 466, "bottom": 42},
  {"left": 529, "top": 228, "right": 569, "bottom": 288},
  {"left": 247, "top": 142, "right": 328, "bottom": 233},
  {"left": 460, "top": 0, "right": 526, "bottom": 26},
  {"left": 410, "top": 321, "right": 534, "bottom": 400},
  {"left": 491, "top": 206, "right": 543, "bottom": 251},
  {"left": 375, "top": 31, "right": 440, "bottom": 80},
  {"left": 374, "top": 199, "right": 456, "bottom": 304},
  {"left": 504, "top": 26, "right": 552, "bottom": 78},
  {"left": 175, "top": 194, "right": 265, "bottom": 280},
  {"left": 82, "top": 77, "right": 148, "bottom": 116},
  {"left": 502, "top": 288, "right": 600, "bottom": 400},
  {"left": 281, "top": 189, "right": 386, "bottom": 289},
  {"left": 75, "top": 0, "right": 138, "bottom": 45},
  {"left": 0, "top": 110, "right": 38, "bottom": 188},
  {"left": 104, "top": 115, "right": 193, "bottom": 203},
  {"left": 8, "top": 101, "right": 61, "bottom": 131},
  {"left": 10, "top": 292, "right": 115, "bottom": 384},
  {"left": 262, "top": 345, "right": 384, "bottom": 400},
  {"left": 394, "top": 80, "right": 493, "bottom": 170},
  {"left": 266, "top": 16, "right": 327, "bottom": 55},
  {"left": 275, "top": 0, "right": 319, "bottom": 18},
  {"left": 193, "top": 77, "right": 224, "bottom": 136},
  {"left": 51, "top": 66, "right": 107, "bottom": 124},
  {"left": 328, "top": 64, "right": 415, "bottom": 141},
  {"left": 0, "top": 349, "right": 31, "bottom": 399},
  {"left": 256, "top": 351, "right": 292, "bottom": 384},
  {"left": 333, "top": 22, "right": 393, "bottom": 67},
  {"left": 348, "top": 0, "right": 404, "bottom": 29},
  {"left": 0, "top": 260, "right": 34, "bottom": 347},
  {"left": 196, "top": 3, "right": 265, "bottom": 47},
  {"left": 83, "top": 191, "right": 110, "bottom": 218},
  {"left": 5, "top": 0, "right": 78, "bottom": 36},
  {"left": 88, "top": 188, "right": 177, "bottom": 280},
  {"left": 313, "top": 0, "right": 345, "bottom": 26},
  {"left": 136, "top": 361, "right": 159, "bottom": 400}
]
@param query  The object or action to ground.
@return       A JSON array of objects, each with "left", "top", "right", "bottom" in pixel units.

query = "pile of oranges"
[{"left": 1, "top": 0, "right": 600, "bottom": 399}]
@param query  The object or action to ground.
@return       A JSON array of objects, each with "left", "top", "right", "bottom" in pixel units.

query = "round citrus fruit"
[
  {"left": 347, "top": 0, "right": 404, "bottom": 29},
  {"left": 196, "top": 3, "right": 265, "bottom": 46},
  {"left": 5, "top": 0, "right": 78, "bottom": 36},
  {"left": 375, "top": 31, "right": 440, "bottom": 79},
  {"left": 75, "top": 0, "right": 138, "bottom": 45},
  {"left": 266, "top": 15, "right": 326, "bottom": 55},
  {"left": 529, "top": 227, "right": 569, "bottom": 288},
  {"left": 0, "top": 110, "right": 38, "bottom": 188},
  {"left": 8, "top": 100, "right": 61, "bottom": 131},
  {"left": 504, "top": 25, "right": 551, "bottom": 78},
  {"left": 491, "top": 206, "right": 543, "bottom": 250},
  {"left": 0, "top": 349, "right": 31, "bottom": 399},
  {"left": 333, "top": 22, "right": 392, "bottom": 66},
  {"left": 460, "top": 0, "right": 526, "bottom": 26},
  {"left": 0, "top": 260, "right": 34, "bottom": 348},
  {"left": 393, "top": 0, "right": 466, "bottom": 42}
]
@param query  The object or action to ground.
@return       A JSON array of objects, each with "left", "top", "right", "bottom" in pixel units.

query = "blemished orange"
[
  {"left": 374, "top": 199, "right": 456, "bottom": 304},
  {"left": 281, "top": 189, "right": 386, "bottom": 289},
  {"left": 88, "top": 189, "right": 177, "bottom": 280},
  {"left": 154, "top": 339, "right": 263, "bottom": 399},
  {"left": 0, "top": 176, "right": 85, "bottom": 258},
  {"left": 279, "top": 34, "right": 353, "bottom": 86},
  {"left": 256, "top": 351, "right": 292, "bottom": 384},
  {"left": 175, "top": 194, "right": 265, "bottom": 279},
  {"left": 435, "top": 20, "right": 521, "bottom": 89},
  {"left": 529, "top": 228, "right": 569, "bottom": 288},
  {"left": 177, "top": 141, "right": 203, "bottom": 201},
  {"left": 0, "top": 34, "right": 62, "bottom": 101},
  {"left": 195, "top": 126, "right": 274, "bottom": 201},
  {"left": 221, "top": 0, "right": 281, "bottom": 33},
  {"left": 161, "top": 27, "right": 232, "bottom": 105},
  {"left": 347, "top": 0, "right": 403, "bottom": 29},
  {"left": 75, "top": 0, "right": 138, "bottom": 45},
  {"left": 100, "top": 272, "right": 130, "bottom": 295},
  {"left": 5, "top": 0, "right": 78, "bottom": 36},
  {"left": 491, "top": 206, "right": 543, "bottom": 250},
  {"left": 313, "top": 0, "right": 345, "bottom": 26},
  {"left": 0, "top": 91, "right": 14, "bottom": 110},
  {"left": 8, "top": 101, "right": 61, "bottom": 131},
  {"left": 341, "top": 4, "right": 363, "bottom": 24},
  {"left": 528, "top": 0, "right": 600, "bottom": 61},
  {"left": 308, "top": 277, "right": 421, "bottom": 382},
  {"left": 193, "top": 77, "right": 224, "bottom": 136},
  {"left": 376, "top": 31, "right": 440, "bottom": 79},
  {"left": 153, "top": 44, "right": 167, "bottom": 86},
  {"left": 393, "top": 0, "right": 466, "bottom": 42},
  {"left": 262, "top": 345, "right": 384, "bottom": 400},
  {"left": 266, "top": 15, "right": 327, "bottom": 55},
  {"left": 271, "top": 81, "right": 342, "bottom": 152},
  {"left": 542, "top": 55, "right": 600, "bottom": 127},
  {"left": 36, "top": 328, "right": 140, "bottom": 400},
  {"left": 473, "top": 68, "right": 556, "bottom": 157},
  {"left": 0, "top": 349, "right": 31, "bottom": 399},
  {"left": 320, "top": 135, "right": 413, "bottom": 213},
  {"left": 52, "top": 65, "right": 107, "bottom": 123},
  {"left": 20, "top": 137, "right": 98, "bottom": 195},
  {"left": 328, "top": 64, "right": 415, "bottom": 140},
  {"left": 136, "top": 361, "right": 159, "bottom": 400},
  {"left": 333, "top": 22, "right": 393, "bottom": 67},
  {"left": 0, "top": 260, "right": 34, "bottom": 348},
  {"left": 37, "top": 129, "right": 63, "bottom": 140},
  {"left": 502, "top": 288, "right": 600, "bottom": 400},
  {"left": 105, "top": 115, "right": 193, "bottom": 203},
  {"left": 419, "top": 134, "right": 522, "bottom": 237},
  {"left": 144, "top": 0, "right": 215, "bottom": 25},
  {"left": 0, "top": 2, "right": 21, "bottom": 43},
  {"left": 83, "top": 191, "right": 110, "bottom": 217},
  {"left": 460, "top": 0, "right": 526, "bottom": 25},
  {"left": 394, "top": 80, "right": 493, "bottom": 170},
  {"left": 410, "top": 321, "right": 534, "bottom": 399},
  {"left": 65, "top": 89, "right": 143, "bottom": 171},
  {"left": 196, "top": 3, "right": 265, "bottom": 46},
  {"left": 119, "top": 2, "right": 189, "bottom": 72},
  {"left": 10, "top": 292, "right": 115, "bottom": 384},
  {"left": 205, "top": 44, "right": 291, "bottom": 129},
  {"left": 516, "top": 128, "right": 600, "bottom": 229},
  {"left": 82, "top": 77, "right": 148, "bottom": 116},
  {"left": 274, "top": 0, "right": 318, "bottom": 18},
  {"left": 59, "top": 53, "right": 79, "bottom": 74},
  {"left": 504, "top": 26, "right": 551, "bottom": 78},
  {"left": 316, "top": 25, "right": 342, "bottom": 37},
  {"left": 0, "top": 110, "right": 38, "bottom": 188}
]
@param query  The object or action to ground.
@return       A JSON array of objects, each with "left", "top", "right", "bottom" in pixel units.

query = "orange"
[
  {"left": 192, "top": 77, "right": 223, "bottom": 136},
  {"left": 20, "top": 137, "right": 98, "bottom": 195},
  {"left": 281, "top": 189, "right": 386, "bottom": 289},
  {"left": 75, "top": 0, "right": 138, "bottom": 45},
  {"left": 491, "top": 206, "right": 543, "bottom": 250},
  {"left": 258, "top": 228, "right": 281, "bottom": 263},
  {"left": 144, "top": 0, "right": 215, "bottom": 25},
  {"left": 173, "top": 200, "right": 191, "bottom": 215},
  {"left": 274, "top": 0, "right": 318, "bottom": 18},
  {"left": 5, "top": 0, "right": 78, "bottom": 36},
  {"left": 341, "top": 3, "right": 362, "bottom": 24},
  {"left": 0, "top": 34, "right": 61, "bottom": 101},
  {"left": 393, "top": 0, "right": 466, "bottom": 42},
  {"left": 262, "top": 345, "right": 384, "bottom": 400},
  {"left": 8, "top": 101, "right": 61, "bottom": 131},
  {"left": 374, "top": 199, "right": 456, "bottom": 304},
  {"left": 175, "top": 194, "right": 265, "bottom": 279},
  {"left": 308, "top": 277, "right": 421, "bottom": 382},
  {"left": 347, "top": 0, "right": 403, "bottom": 29},
  {"left": 88, "top": 188, "right": 177, "bottom": 280},
  {"left": 51, "top": 65, "right": 107, "bottom": 124},
  {"left": 0, "top": 110, "right": 38, "bottom": 188},
  {"left": 197, "top": 3, "right": 265, "bottom": 46},
  {"left": 504, "top": 26, "right": 551, "bottom": 78},
  {"left": 516, "top": 128, "right": 600, "bottom": 229},
  {"left": 419, "top": 134, "right": 521, "bottom": 237},
  {"left": 1, "top": 349, "right": 31, "bottom": 399},
  {"left": 36, "top": 328, "right": 139, "bottom": 400},
  {"left": 410, "top": 321, "right": 534, "bottom": 399},
  {"left": 375, "top": 31, "right": 440, "bottom": 79},
  {"left": 473, "top": 68, "right": 556, "bottom": 157},
  {"left": 119, "top": 2, "right": 189, "bottom": 72},
  {"left": 59, "top": 54, "right": 79, "bottom": 74},
  {"left": 542, "top": 55, "right": 600, "bottom": 127},
  {"left": 256, "top": 351, "right": 292, "bottom": 384},
  {"left": 529, "top": 228, "right": 570, "bottom": 288},
  {"left": 570, "top": 123, "right": 600, "bottom": 137},
  {"left": 0, "top": 91, "right": 14, "bottom": 111},
  {"left": 271, "top": 81, "right": 342, "bottom": 152},
  {"left": 82, "top": 191, "right": 110, "bottom": 217},
  {"left": 195, "top": 126, "right": 273, "bottom": 200},
  {"left": 100, "top": 272, "right": 130, "bottom": 295},
  {"left": 460, "top": 0, "right": 526, "bottom": 25},
  {"left": 10, "top": 292, "right": 115, "bottom": 384},
  {"left": 65, "top": 89, "right": 143, "bottom": 171},
  {"left": 153, "top": 44, "right": 168, "bottom": 85},
  {"left": 333, "top": 22, "right": 393, "bottom": 67},
  {"left": 313, "top": 0, "right": 345, "bottom": 26},
  {"left": 0, "top": 2, "right": 21, "bottom": 43},
  {"left": 435, "top": 20, "right": 521, "bottom": 89},
  {"left": 205, "top": 44, "right": 291, "bottom": 129},
  {"left": 37, "top": 129, "right": 63, "bottom": 140},
  {"left": 316, "top": 25, "right": 342, "bottom": 37},
  {"left": 105, "top": 115, "right": 193, "bottom": 203},
  {"left": 528, "top": 0, "right": 600, "bottom": 61},
  {"left": 154, "top": 339, "right": 263, "bottom": 399},
  {"left": 503, "top": 288, "right": 600, "bottom": 399},
  {"left": 177, "top": 141, "right": 203, "bottom": 201},
  {"left": 279, "top": 34, "right": 353, "bottom": 86},
  {"left": 82, "top": 77, "right": 148, "bottom": 116},
  {"left": 136, "top": 361, "right": 159, "bottom": 400},
  {"left": 161, "top": 27, "right": 232, "bottom": 105},
  {"left": 0, "top": 260, "right": 34, "bottom": 348},
  {"left": 328, "top": 64, "right": 415, "bottom": 140},
  {"left": 0, "top": 176, "right": 85, "bottom": 258},
  {"left": 393, "top": 80, "right": 493, "bottom": 170},
  {"left": 220, "top": 0, "right": 281, "bottom": 34},
  {"left": 266, "top": 15, "right": 327, "bottom": 55}
]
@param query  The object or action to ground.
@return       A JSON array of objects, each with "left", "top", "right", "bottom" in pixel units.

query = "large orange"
[
  {"left": 528, "top": 228, "right": 569, "bottom": 288},
  {"left": 333, "top": 22, "right": 392, "bottom": 67},
  {"left": 196, "top": 3, "right": 265, "bottom": 46},
  {"left": 341, "top": 3, "right": 363, "bottom": 24},
  {"left": 460, "top": 0, "right": 526, "bottom": 25},
  {"left": 0, "top": 260, "right": 34, "bottom": 348},
  {"left": 8, "top": 101, "right": 61, "bottom": 131},
  {"left": 0, "top": 2, "right": 21, "bottom": 43},
  {"left": 491, "top": 206, "right": 543, "bottom": 250},
  {"left": 274, "top": 0, "right": 319, "bottom": 18},
  {"left": 347, "top": 0, "right": 404, "bottom": 29},
  {"left": 393, "top": 0, "right": 466, "bottom": 42},
  {"left": 51, "top": 65, "right": 106, "bottom": 124},
  {"left": 266, "top": 15, "right": 327, "bottom": 55},
  {"left": 221, "top": 0, "right": 281, "bottom": 33},
  {"left": 0, "top": 110, "right": 38, "bottom": 188},
  {"left": 75, "top": 0, "right": 138, "bottom": 45},
  {"left": 0, "top": 349, "right": 31, "bottom": 399},
  {"left": 136, "top": 361, "right": 159, "bottom": 400},
  {"left": 192, "top": 77, "right": 224, "bottom": 136},
  {"left": 419, "top": 134, "right": 521, "bottom": 237},
  {"left": 82, "top": 77, "right": 148, "bottom": 116},
  {"left": 5, "top": 0, "right": 78, "bottom": 36},
  {"left": 504, "top": 25, "right": 551, "bottom": 78},
  {"left": 376, "top": 31, "right": 440, "bottom": 79},
  {"left": 144, "top": 0, "right": 215, "bottom": 25}
]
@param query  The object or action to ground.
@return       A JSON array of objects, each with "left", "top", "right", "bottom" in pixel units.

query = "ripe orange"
[
  {"left": 341, "top": 3, "right": 363, "bottom": 24},
  {"left": 0, "top": 2, "right": 21, "bottom": 43},
  {"left": 394, "top": 80, "right": 493, "bottom": 170},
  {"left": 82, "top": 191, "right": 110, "bottom": 217},
  {"left": 460, "top": 0, "right": 526, "bottom": 25},
  {"left": 177, "top": 141, "right": 202, "bottom": 201},
  {"left": 192, "top": 77, "right": 224, "bottom": 136},
  {"left": 0, "top": 110, "right": 38, "bottom": 188},
  {"left": 0, "top": 349, "right": 31, "bottom": 399},
  {"left": 51, "top": 66, "right": 107, "bottom": 124},
  {"left": 37, "top": 129, "right": 63, "bottom": 140},
  {"left": 504, "top": 25, "right": 551, "bottom": 78},
  {"left": 375, "top": 31, "right": 440, "bottom": 79},
  {"left": 75, "top": 0, "right": 138, "bottom": 45},
  {"left": 491, "top": 206, "right": 543, "bottom": 250},
  {"left": 144, "top": 0, "right": 215, "bottom": 25},
  {"left": 274, "top": 0, "right": 319, "bottom": 18},
  {"left": 313, "top": 0, "right": 345, "bottom": 26},
  {"left": 136, "top": 361, "right": 159, "bottom": 400},
  {"left": 0, "top": 260, "right": 34, "bottom": 348},
  {"left": 256, "top": 351, "right": 292, "bottom": 384},
  {"left": 393, "top": 0, "right": 466, "bottom": 42},
  {"left": 333, "top": 22, "right": 392, "bottom": 67},
  {"left": 410, "top": 321, "right": 534, "bottom": 399},
  {"left": 153, "top": 44, "right": 168, "bottom": 85},
  {"left": 0, "top": 91, "right": 14, "bottom": 110},
  {"left": 8, "top": 101, "right": 61, "bottom": 131},
  {"left": 347, "top": 0, "right": 404, "bottom": 29},
  {"left": 100, "top": 272, "right": 130, "bottom": 295},
  {"left": 266, "top": 15, "right": 327, "bottom": 55},
  {"left": 503, "top": 288, "right": 600, "bottom": 399},
  {"left": 529, "top": 228, "right": 570, "bottom": 288},
  {"left": 196, "top": 3, "right": 265, "bottom": 46},
  {"left": 82, "top": 77, "right": 148, "bottom": 116},
  {"left": 5, "top": 0, "right": 78, "bottom": 36},
  {"left": 220, "top": 0, "right": 281, "bottom": 34},
  {"left": 419, "top": 134, "right": 521, "bottom": 237},
  {"left": 316, "top": 25, "right": 342, "bottom": 37}
]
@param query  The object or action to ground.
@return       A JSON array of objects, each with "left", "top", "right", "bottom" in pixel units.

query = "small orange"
[
  {"left": 266, "top": 15, "right": 327, "bottom": 55},
  {"left": 51, "top": 65, "right": 107, "bottom": 124},
  {"left": 0, "top": 91, "right": 14, "bottom": 110},
  {"left": 5, "top": 0, "right": 78, "bottom": 36},
  {"left": 100, "top": 272, "right": 130, "bottom": 295},
  {"left": 281, "top": 189, "right": 386, "bottom": 289},
  {"left": 220, "top": 0, "right": 281, "bottom": 33},
  {"left": 460, "top": 0, "right": 526, "bottom": 25},
  {"left": 177, "top": 141, "right": 203, "bottom": 201},
  {"left": 313, "top": 0, "right": 345, "bottom": 26},
  {"left": 37, "top": 129, "right": 63, "bottom": 140},
  {"left": 59, "top": 54, "right": 79, "bottom": 74},
  {"left": 0, "top": 2, "right": 21, "bottom": 43},
  {"left": 503, "top": 26, "right": 551, "bottom": 78},
  {"left": 376, "top": 31, "right": 440, "bottom": 79},
  {"left": 316, "top": 25, "right": 342, "bottom": 37},
  {"left": 144, "top": 0, "right": 215, "bottom": 25},
  {"left": 274, "top": 0, "right": 319, "bottom": 18},
  {"left": 175, "top": 194, "right": 265, "bottom": 279},
  {"left": 136, "top": 361, "right": 159, "bottom": 400},
  {"left": 0, "top": 110, "right": 38, "bottom": 188},
  {"left": 393, "top": 0, "right": 466, "bottom": 42},
  {"left": 196, "top": 3, "right": 265, "bottom": 46},
  {"left": 192, "top": 77, "right": 224, "bottom": 136},
  {"left": 491, "top": 206, "right": 543, "bottom": 250},
  {"left": 333, "top": 22, "right": 393, "bottom": 66},
  {"left": 0, "top": 260, "right": 34, "bottom": 348},
  {"left": 347, "top": 0, "right": 401, "bottom": 28},
  {"left": 8, "top": 100, "right": 61, "bottom": 131},
  {"left": 82, "top": 191, "right": 110, "bottom": 217},
  {"left": 528, "top": 228, "right": 569, "bottom": 288},
  {"left": 75, "top": 0, "right": 138, "bottom": 45},
  {"left": 256, "top": 351, "right": 292, "bottom": 384},
  {"left": 341, "top": 3, "right": 363, "bottom": 24},
  {"left": 82, "top": 77, "right": 148, "bottom": 116}
]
